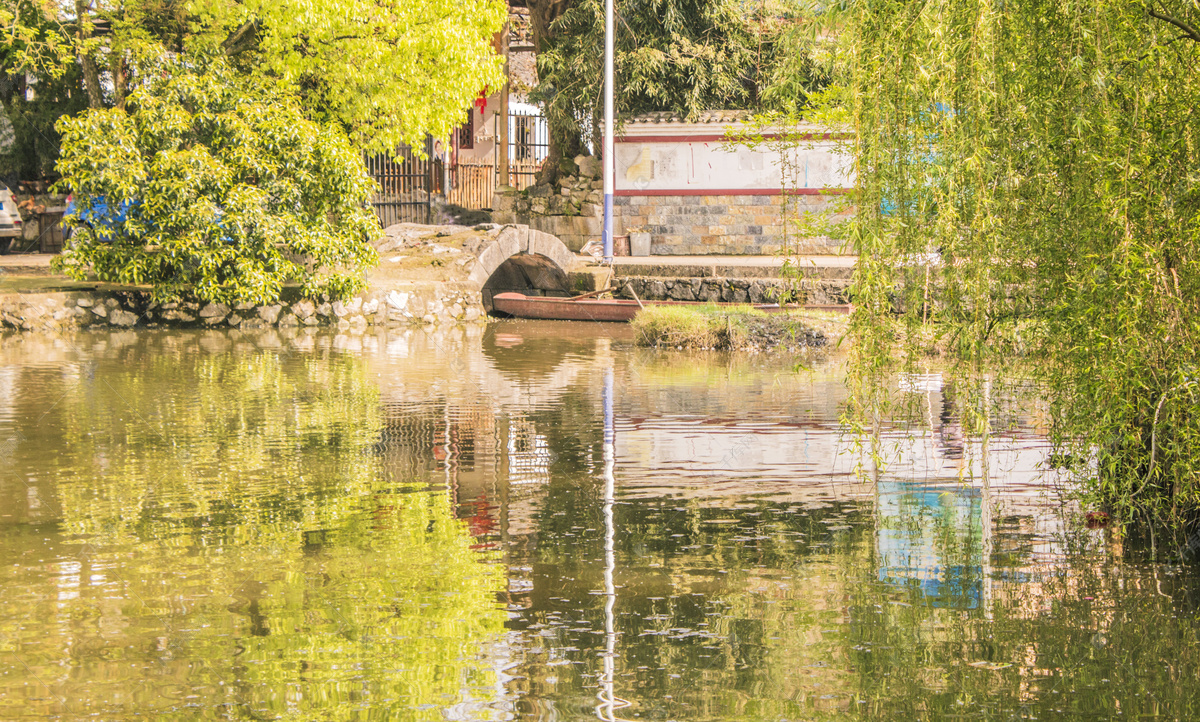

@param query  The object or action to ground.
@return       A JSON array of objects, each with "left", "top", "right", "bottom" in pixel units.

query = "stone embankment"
[
  {"left": 0, "top": 290, "right": 472, "bottom": 333},
  {"left": 608, "top": 255, "right": 854, "bottom": 306},
  {"left": 614, "top": 276, "right": 850, "bottom": 305},
  {"left": 0, "top": 222, "right": 577, "bottom": 333},
  {"left": 492, "top": 155, "right": 604, "bottom": 251}
]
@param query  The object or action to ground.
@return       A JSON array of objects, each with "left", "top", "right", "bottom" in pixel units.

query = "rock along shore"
[
  {"left": 0, "top": 223, "right": 506, "bottom": 334},
  {"left": 0, "top": 288, "right": 485, "bottom": 334}
]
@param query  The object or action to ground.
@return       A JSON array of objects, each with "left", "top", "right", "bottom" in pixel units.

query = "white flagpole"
[{"left": 602, "top": 0, "right": 614, "bottom": 262}]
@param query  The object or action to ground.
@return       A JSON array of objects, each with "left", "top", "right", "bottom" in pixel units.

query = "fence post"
[
  {"left": 498, "top": 22, "right": 510, "bottom": 194},
  {"left": 425, "top": 135, "right": 435, "bottom": 224}
]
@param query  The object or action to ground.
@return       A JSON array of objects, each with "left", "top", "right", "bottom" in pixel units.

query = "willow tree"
[{"left": 826, "top": 1, "right": 1200, "bottom": 534}]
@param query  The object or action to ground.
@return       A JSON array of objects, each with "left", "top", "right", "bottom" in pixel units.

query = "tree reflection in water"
[
  {"left": 0, "top": 326, "right": 1198, "bottom": 720},
  {"left": 0, "top": 330, "right": 507, "bottom": 721}
]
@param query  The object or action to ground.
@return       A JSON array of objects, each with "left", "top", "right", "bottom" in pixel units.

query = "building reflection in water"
[
  {"left": 876, "top": 480, "right": 984, "bottom": 609},
  {"left": 368, "top": 327, "right": 1082, "bottom": 718}
]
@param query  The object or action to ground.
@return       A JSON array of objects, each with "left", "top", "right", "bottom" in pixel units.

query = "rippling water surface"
[{"left": 0, "top": 322, "right": 1198, "bottom": 720}]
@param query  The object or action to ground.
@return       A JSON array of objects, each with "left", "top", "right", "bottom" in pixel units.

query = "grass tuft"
[{"left": 631, "top": 304, "right": 834, "bottom": 350}]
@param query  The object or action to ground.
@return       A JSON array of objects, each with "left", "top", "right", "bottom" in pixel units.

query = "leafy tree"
[
  {"left": 0, "top": 3, "right": 84, "bottom": 181},
  {"left": 193, "top": 0, "right": 507, "bottom": 154},
  {"left": 0, "top": 65, "right": 87, "bottom": 182},
  {"left": 529, "top": 0, "right": 824, "bottom": 183},
  {"left": 52, "top": 58, "right": 378, "bottom": 304},
  {"left": 823, "top": 0, "right": 1200, "bottom": 533},
  {"left": 1, "top": 0, "right": 506, "bottom": 158}
]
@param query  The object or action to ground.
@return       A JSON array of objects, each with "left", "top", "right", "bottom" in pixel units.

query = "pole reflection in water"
[
  {"left": 597, "top": 364, "right": 619, "bottom": 721},
  {"left": 981, "top": 375, "right": 995, "bottom": 618}
]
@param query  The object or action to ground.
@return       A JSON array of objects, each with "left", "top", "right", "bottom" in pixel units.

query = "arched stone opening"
[
  {"left": 466, "top": 226, "right": 581, "bottom": 315},
  {"left": 481, "top": 253, "right": 572, "bottom": 313}
]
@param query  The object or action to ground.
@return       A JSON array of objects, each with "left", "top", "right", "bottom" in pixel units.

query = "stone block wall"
[
  {"left": 614, "top": 276, "right": 851, "bottom": 305},
  {"left": 0, "top": 283, "right": 486, "bottom": 334},
  {"left": 492, "top": 186, "right": 603, "bottom": 252},
  {"left": 490, "top": 155, "right": 606, "bottom": 252},
  {"left": 613, "top": 193, "right": 848, "bottom": 255}
]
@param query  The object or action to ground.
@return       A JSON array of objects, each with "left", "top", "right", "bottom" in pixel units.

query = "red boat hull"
[{"left": 489, "top": 292, "right": 850, "bottom": 322}]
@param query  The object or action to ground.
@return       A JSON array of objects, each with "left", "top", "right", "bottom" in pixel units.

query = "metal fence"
[
  {"left": 508, "top": 109, "right": 549, "bottom": 191},
  {"left": 447, "top": 109, "right": 550, "bottom": 211},
  {"left": 368, "top": 111, "right": 550, "bottom": 219},
  {"left": 366, "top": 138, "right": 444, "bottom": 226}
]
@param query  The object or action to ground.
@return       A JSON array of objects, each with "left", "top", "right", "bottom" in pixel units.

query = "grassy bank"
[{"left": 631, "top": 304, "right": 844, "bottom": 351}]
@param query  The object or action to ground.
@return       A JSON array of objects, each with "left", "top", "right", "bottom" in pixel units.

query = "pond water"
[{"left": 0, "top": 322, "right": 1198, "bottom": 721}]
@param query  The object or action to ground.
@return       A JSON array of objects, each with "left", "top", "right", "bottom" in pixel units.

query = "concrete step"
[{"left": 0, "top": 253, "right": 56, "bottom": 277}]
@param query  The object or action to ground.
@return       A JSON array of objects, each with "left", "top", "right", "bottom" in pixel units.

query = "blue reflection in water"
[{"left": 877, "top": 480, "right": 984, "bottom": 608}]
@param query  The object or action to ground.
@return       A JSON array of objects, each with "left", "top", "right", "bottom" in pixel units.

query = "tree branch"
[
  {"left": 1148, "top": 4, "right": 1200, "bottom": 44},
  {"left": 221, "top": 20, "right": 260, "bottom": 55}
]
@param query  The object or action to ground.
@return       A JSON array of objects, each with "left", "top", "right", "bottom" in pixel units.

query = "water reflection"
[
  {"left": 877, "top": 480, "right": 983, "bottom": 608},
  {"left": 0, "top": 330, "right": 507, "bottom": 720},
  {"left": 0, "top": 325, "right": 1198, "bottom": 720}
]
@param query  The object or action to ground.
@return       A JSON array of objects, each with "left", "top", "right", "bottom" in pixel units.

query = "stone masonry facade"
[
  {"left": 491, "top": 155, "right": 605, "bottom": 252},
  {"left": 614, "top": 276, "right": 851, "bottom": 306},
  {"left": 614, "top": 193, "right": 847, "bottom": 256}
]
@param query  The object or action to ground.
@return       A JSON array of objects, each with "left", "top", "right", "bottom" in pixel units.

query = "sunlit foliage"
[
  {"left": 192, "top": 0, "right": 507, "bottom": 154},
  {"left": 811, "top": 1, "right": 1200, "bottom": 533},
  {"left": 529, "top": 0, "right": 828, "bottom": 181},
  {"left": 52, "top": 59, "right": 379, "bottom": 304},
  {"left": 1, "top": 0, "right": 505, "bottom": 154}
]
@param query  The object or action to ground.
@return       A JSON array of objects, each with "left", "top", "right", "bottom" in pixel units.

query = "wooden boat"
[{"left": 489, "top": 291, "right": 850, "bottom": 322}]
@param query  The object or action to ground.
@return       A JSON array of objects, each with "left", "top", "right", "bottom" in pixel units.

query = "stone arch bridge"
[
  {"left": 0, "top": 223, "right": 591, "bottom": 332},
  {"left": 466, "top": 224, "right": 583, "bottom": 308},
  {"left": 370, "top": 223, "right": 589, "bottom": 325}
]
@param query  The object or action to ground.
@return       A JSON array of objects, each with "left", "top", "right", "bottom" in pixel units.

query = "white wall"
[
  {"left": 455, "top": 97, "right": 546, "bottom": 166},
  {"left": 614, "top": 123, "right": 853, "bottom": 193}
]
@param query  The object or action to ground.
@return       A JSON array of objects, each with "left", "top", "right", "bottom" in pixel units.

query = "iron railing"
[
  {"left": 369, "top": 110, "right": 550, "bottom": 219},
  {"left": 365, "top": 138, "right": 444, "bottom": 226},
  {"left": 508, "top": 109, "right": 548, "bottom": 191},
  {"left": 447, "top": 109, "right": 549, "bottom": 210}
]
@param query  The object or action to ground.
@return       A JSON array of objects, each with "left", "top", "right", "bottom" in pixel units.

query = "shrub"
[{"left": 52, "top": 58, "right": 379, "bottom": 304}]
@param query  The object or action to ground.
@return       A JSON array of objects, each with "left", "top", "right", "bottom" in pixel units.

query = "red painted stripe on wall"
[
  {"left": 614, "top": 188, "right": 852, "bottom": 197},
  {"left": 615, "top": 133, "right": 852, "bottom": 143}
]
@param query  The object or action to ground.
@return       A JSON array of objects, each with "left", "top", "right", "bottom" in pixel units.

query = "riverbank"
[
  {"left": 0, "top": 223, "right": 504, "bottom": 333},
  {"left": 630, "top": 304, "right": 847, "bottom": 351},
  {"left": 3, "top": 227, "right": 862, "bottom": 338}
]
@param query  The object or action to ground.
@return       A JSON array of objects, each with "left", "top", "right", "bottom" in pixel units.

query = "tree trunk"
[
  {"left": 527, "top": 0, "right": 573, "bottom": 66},
  {"left": 79, "top": 55, "right": 103, "bottom": 109},
  {"left": 527, "top": 0, "right": 580, "bottom": 186},
  {"left": 75, "top": 0, "right": 104, "bottom": 109},
  {"left": 111, "top": 56, "right": 128, "bottom": 109}
]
